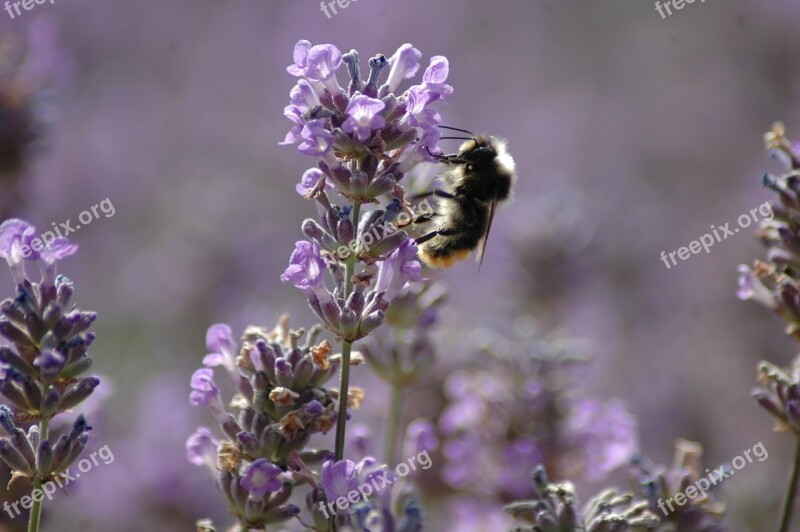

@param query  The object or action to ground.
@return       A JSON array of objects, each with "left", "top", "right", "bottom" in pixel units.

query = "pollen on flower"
[
  {"left": 311, "top": 339, "right": 332, "bottom": 369},
  {"left": 218, "top": 440, "right": 240, "bottom": 472},
  {"left": 269, "top": 387, "right": 300, "bottom": 406},
  {"left": 279, "top": 409, "right": 306, "bottom": 439}
]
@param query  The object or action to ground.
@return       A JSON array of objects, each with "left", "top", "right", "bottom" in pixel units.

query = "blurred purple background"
[{"left": 1, "top": 0, "right": 799, "bottom": 530}]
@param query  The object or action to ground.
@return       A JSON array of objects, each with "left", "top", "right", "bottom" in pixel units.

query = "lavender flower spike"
[
  {"left": 188, "top": 316, "right": 337, "bottom": 530},
  {"left": 0, "top": 218, "right": 100, "bottom": 532}
]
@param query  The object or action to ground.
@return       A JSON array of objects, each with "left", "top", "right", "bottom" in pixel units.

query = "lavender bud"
[
  {"left": 0, "top": 346, "right": 35, "bottom": 377},
  {"left": 292, "top": 359, "right": 314, "bottom": 390},
  {"left": 0, "top": 321, "right": 36, "bottom": 351},
  {"left": 34, "top": 350, "right": 65, "bottom": 383},
  {"left": 345, "top": 289, "right": 365, "bottom": 317},
  {"left": 36, "top": 440, "right": 53, "bottom": 478},
  {"left": 56, "top": 433, "right": 89, "bottom": 473},
  {"left": 41, "top": 388, "right": 61, "bottom": 418},
  {"left": 0, "top": 405, "right": 15, "bottom": 434},
  {"left": 19, "top": 374, "right": 42, "bottom": 409},
  {"left": 275, "top": 358, "right": 293, "bottom": 388},
  {"left": 230, "top": 477, "right": 249, "bottom": 509},
  {"left": 58, "top": 376, "right": 100, "bottom": 410},
  {"left": 0, "top": 379, "right": 30, "bottom": 410},
  {"left": 217, "top": 469, "right": 238, "bottom": 508},
  {"left": 359, "top": 310, "right": 385, "bottom": 336},
  {"left": 221, "top": 415, "right": 243, "bottom": 441},
  {"left": 0, "top": 439, "right": 34, "bottom": 475},
  {"left": 60, "top": 356, "right": 94, "bottom": 378},
  {"left": 340, "top": 307, "right": 359, "bottom": 340}
]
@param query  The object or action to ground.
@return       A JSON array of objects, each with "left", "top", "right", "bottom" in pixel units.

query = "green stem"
[
  {"left": 334, "top": 340, "right": 353, "bottom": 462},
  {"left": 385, "top": 382, "right": 403, "bottom": 466},
  {"left": 333, "top": 202, "right": 361, "bottom": 463},
  {"left": 779, "top": 438, "right": 800, "bottom": 532},
  {"left": 27, "top": 416, "right": 49, "bottom": 532}
]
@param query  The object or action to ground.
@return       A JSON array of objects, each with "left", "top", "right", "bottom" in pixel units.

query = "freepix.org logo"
[
  {"left": 3, "top": 445, "right": 115, "bottom": 519},
  {"left": 4, "top": 0, "right": 56, "bottom": 21}
]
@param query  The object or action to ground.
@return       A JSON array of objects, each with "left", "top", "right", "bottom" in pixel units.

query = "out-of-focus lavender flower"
[
  {"left": 737, "top": 122, "right": 800, "bottom": 340},
  {"left": 0, "top": 218, "right": 99, "bottom": 530},
  {"left": 630, "top": 439, "right": 726, "bottom": 531},
  {"left": 753, "top": 358, "right": 800, "bottom": 434},
  {"left": 565, "top": 398, "right": 639, "bottom": 481},
  {"left": 431, "top": 328, "right": 637, "bottom": 500},
  {"left": 505, "top": 465, "right": 659, "bottom": 531},
  {"left": 349, "top": 484, "right": 424, "bottom": 532},
  {"left": 739, "top": 123, "right": 800, "bottom": 532},
  {"left": 403, "top": 419, "right": 438, "bottom": 460},
  {"left": 296, "top": 453, "right": 425, "bottom": 531},
  {"left": 321, "top": 458, "right": 360, "bottom": 501},
  {"left": 362, "top": 283, "right": 444, "bottom": 386},
  {"left": 186, "top": 427, "right": 219, "bottom": 470},
  {"left": 188, "top": 316, "right": 337, "bottom": 530}
]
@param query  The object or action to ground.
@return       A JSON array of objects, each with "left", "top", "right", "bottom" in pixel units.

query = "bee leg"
[
  {"left": 415, "top": 226, "right": 460, "bottom": 245},
  {"left": 397, "top": 212, "right": 432, "bottom": 228},
  {"left": 410, "top": 189, "right": 456, "bottom": 201}
]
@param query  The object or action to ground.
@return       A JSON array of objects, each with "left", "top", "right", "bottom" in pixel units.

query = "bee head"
[
  {"left": 458, "top": 136, "right": 516, "bottom": 177},
  {"left": 458, "top": 137, "right": 497, "bottom": 165}
]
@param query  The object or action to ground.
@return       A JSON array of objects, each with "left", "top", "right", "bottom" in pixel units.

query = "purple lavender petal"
[
  {"left": 343, "top": 95, "right": 386, "bottom": 142},
  {"left": 241, "top": 458, "right": 283, "bottom": 495}
]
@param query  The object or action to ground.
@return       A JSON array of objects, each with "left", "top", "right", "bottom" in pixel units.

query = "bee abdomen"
[{"left": 418, "top": 247, "right": 472, "bottom": 269}]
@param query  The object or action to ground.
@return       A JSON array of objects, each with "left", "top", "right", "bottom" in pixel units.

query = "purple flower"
[
  {"left": 189, "top": 368, "right": 220, "bottom": 407},
  {"left": 38, "top": 237, "right": 78, "bottom": 264},
  {"left": 279, "top": 105, "right": 305, "bottom": 146},
  {"left": 343, "top": 95, "right": 386, "bottom": 142},
  {"left": 0, "top": 218, "right": 36, "bottom": 284},
  {"left": 286, "top": 40, "right": 312, "bottom": 77},
  {"left": 280, "top": 241, "right": 332, "bottom": 303},
  {"left": 298, "top": 120, "right": 340, "bottom": 169},
  {"left": 304, "top": 44, "right": 343, "bottom": 95},
  {"left": 348, "top": 424, "right": 373, "bottom": 460},
  {"left": 241, "top": 458, "right": 283, "bottom": 496},
  {"left": 406, "top": 85, "right": 441, "bottom": 132},
  {"left": 296, "top": 168, "right": 330, "bottom": 196},
  {"left": 374, "top": 239, "right": 424, "bottom": 301},
  {"left": 385, "top": 44, "right": 422, "bottom": 93},
  {"left": 736, "top": 264, "right": 777, "bottom": 308},
  {"left": 186, "top": 427, "right": 219, "bottom": 471},
  {"left": 403, "top": 419, "right": 439, "bottom": 458},
  {"left": 33, "top": 349, "right": 65, "bottom": 382},
  {"left": 499, "top": 439, "right": 543, "bottom": 497},
  {"left": 202, "top": 323, "right": 237, "bottom": 370},
  {"left": 321, "top": 459, "right": 361, "bottom": 502},
  {"left": 565, "top": 398, "right": 638, "bottom": 480},
  {"left": 289, "top": 79, "right": 320, "bottom": 112},
  {"left": 38, "top": 237, "right": 78, "bottom": 286},
  {"left": 420, "top": 55, "right": 453, "bottom": 102}
]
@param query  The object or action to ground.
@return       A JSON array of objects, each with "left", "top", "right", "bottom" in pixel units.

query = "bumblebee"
[{"left": 412, "top": 128, "right": 516, "bottom": 269}]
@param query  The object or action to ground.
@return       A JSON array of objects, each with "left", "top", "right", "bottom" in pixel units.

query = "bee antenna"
[
  {"left": 439, "top": 136, "right": 473, "bottom": 141},
  {"left": 438, "top": 125, "right": 476, "bottom": 137}
]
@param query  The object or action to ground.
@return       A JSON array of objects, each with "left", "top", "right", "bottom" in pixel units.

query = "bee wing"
[{"left": 476, "top": 200, "right": 498, "bottom": 271}]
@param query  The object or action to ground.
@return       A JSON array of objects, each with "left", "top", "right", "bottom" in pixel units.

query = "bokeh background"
[{"left": 2, "top": 0, "right": 800, "bottom": 530}]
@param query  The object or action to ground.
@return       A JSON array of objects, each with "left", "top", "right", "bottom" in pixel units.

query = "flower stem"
[
  {"left": 334, "top": 340, "right": 353, "bottom": 462},
  {"left": 385, "top": 382, "right": 403, "bottom": 466},
  {"left": 779, "top": 438, "right": 800, "bottom": 532},
  {"left": 334, "top": 201, "right": 361, "bottom": 462},
  {"left": 27, "top": 416, "right": 49, "bottom": 532}
]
